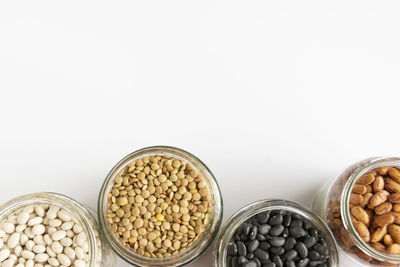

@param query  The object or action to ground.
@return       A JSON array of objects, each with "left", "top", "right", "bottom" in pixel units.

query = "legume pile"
[
  {"left": 0, "top": 204, "right": 89, "bottom": 267},
  {"left": 106, "top": 154, "right": 211, "bottom": 258},
  {"left": 350, "top": 166, "right": 400, "bottom": 254},
  {"left": 227, "top": 210, "right": 330, "bottom": 267}
]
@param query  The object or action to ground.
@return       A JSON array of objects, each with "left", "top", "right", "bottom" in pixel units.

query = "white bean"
[
  {"left": 25, "top": 259, "right": 34, "bottom": 267},
  {"left": 0, "top": 231, "right": 4, "bottom": 238},
  {"left": 25, "top": 241, "right": 35, "bottom": 251},
  {"left": 57, "top": 254, "right": 71, "bottom": 266},
  {"left": 32, "top": 225, "right": 45, "bottom": 235},
  {"left": 48, "top": 220, "right": 61, "bottom": 228},
  {"left": 34, "top": 236, "right": 44, "bottom": 246},
  {"left": 27, "top": 217, "right": 43, "bottom": 226},
  {"left": 34, "top": 205, "right": 45, "bottom": 217},
  {"left": 57, "top": 210, "right": 71, "bottom": 222},
  {"left": 34, "top": 253, "right": 49, "bottom": 263},
  {"left": 0, "top": 249, "right": 10, "bottom": 262},
  {"left": 73, "top": 259, "right": 86, "bottom": 267},
  {"left": 64, "top": 247, "right": 75, "bottom": 260},
  {"left": 74, "top": 247, "right": 84, "bottom": 260},
  {"left": 14, "top": 245, "right": 22, "bottom": 256},
  {"left": 7, "top": 233, "right": 20, "bottom": 248},
  {"left": 32, "top": 245, "right": 46, "bottom": 254},
  {"left": 46, "top": 246, "right": 56, "bottom": 258},
  {"left": 0, "top": 239, "right": 3, "bottom": 249},
  {"left": 43, "top": 234, "right": 52, "bottom": 246},
  {"left": 75, "top": 233, "right": 86, "bottom": 247},
  {"left": 16, "top": 213, "right": 29, "bottom": 225},
  {"left": 51, "top": 242, "right": 63, "bottom": 254},
  {"left": 51, "top": 231, "right": 66, "bottom": 241},
  {"left": 1, "top": 259, "right": 14, "bottom": 267},
  {"left": 21, "top": 250, "right": 34, "bottom": 260},
  {"left": 48, "top": 258, "right": 59, "bottom": 266},
  {"left": 20, "top": 234, "right": 28, "bottom": 245},
  {"left": 46, "top": 207, "right": 59, "bottom": 220},
  {"left": 72, "top": 224, "right": 82, "bottom": 234},
  {"left": 60, "top": 238, "right": 72, "bottom": 247},
  {"left": 15, "top": 225, "right": 26, "bottom": 233},
  {"left": 2, "top": 223, "right": 15, "bottom": 234},
  {"left": 61, "top": 222, "right": 73, "bottom": 231}
]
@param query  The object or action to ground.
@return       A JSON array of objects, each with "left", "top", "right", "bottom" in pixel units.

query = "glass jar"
[
  {"left": 98, "top": 145, "right": 223, "bottom": 266},
  {"left": 0, "top": 192, "right": 117, "bottom": 267},
  {"left": 312, "top": 157, "right": 400, "bottom": 266},
  {"left": 214, "top": 199, "right": 339, "bottom": 267}
]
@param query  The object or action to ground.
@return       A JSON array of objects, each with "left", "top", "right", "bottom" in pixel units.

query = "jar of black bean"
[{"left": 213, "top": 199, "right": 339, "bottom": 267}]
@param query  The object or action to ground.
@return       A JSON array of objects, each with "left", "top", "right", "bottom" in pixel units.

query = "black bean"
[
  {"left": 290, "top": 227, "right": 306, "bottom": 238},
  {"left": 270, "top": 225, "right": 284, "bottom": 236},
  {"left": 309, "top": 260, "right": 324, "bottom": 266},
  {"left": 243, "top": 224, "right": 251, "bottom": 235},
  {"left": 316, "top": 263, "right": 327, "bottom": 267},
  {"left": 238, "top": 255, "right": 249, "bottom": 264},
  {"left": 227, "top": 255, "right": 232, "bottom": 267},
  {"left": 269, "top": 215, "right": 283, "bottom": 225},
  {"left": 259, "top": 241, "right": 271, "bottom": 251},
  {"left": 248, "top": 240, "right": 259, "bottom": 253},
  {"left": 270, "top": 237, "right": 285, "bottom": 247},
  {"left": 290, "top": 219, "right": 302, "bottom": 228},
  {"left": 228, "top": 242, "right": 237, "bottom": 256},
  {"left": 283, "top": 249, "right": 297, "bottom": 261},
  {"left": 270, "top": 247, "right": 285, "bottom": 255},
  {"left": 247, "top": 253, "right": 255, "bottom": 260},
  {"left": 282, "top": 214, "right": 292, "bottom": 227},
  {"left": 272, "top": 255, "right": 283, "bottom": 267},
  {"left": 253, "top": 257, "right": 261, "bottom": 267},
  {"left": 231, "top": 256, "right": 238, "bottom": 267},
  {"left": 304, "top": 236, "right": 317, "bottom": 249},
  {"left": 254, "top": 248, "right": 270, "bottom": 263},
  {"left": 262, "top": 260, "right": 276, "bottom": 267},
  {"left": 314, "top": 243, "right": 329, "bottom": 256},
  {"left": 286, "top": 260, "right": 296, "bottom": 267},
  {"left": 303, "top": 221, "right": 312, "bottom": 230},
  {"left": 238, "top": 241, "right": 247, "bottom": 256},
  {"left": 309, "top": 228, "right": 319, "bottom": 238},
  {"left": 258, "top": 224, "right": 271, "bottom": 235},
  {"left": 308, "top": 250, "right": 320, "bottom": 260},
  {"left": 296, "top": 258, "right": 310, "bottom": 267},
  {"left": 295, "top": 242, "right": 308, "bottom": 258},
  {"left": 234, "top": 233, "right": 240, "bottom": 242},
  {"left": 257, "top": 234, "right": 266, "bottom": 241},
  {"left": 249, "top": 226, "right": 258, "bottom": 240},
  {"left": 284, "top": 237, "right": 296, "bottom": 250},
  {"left": 243, "top": 260, "right": 257, "bottom": 267},
  {"left": 256, "top": 212, "right": 270, "bottom": 224}
]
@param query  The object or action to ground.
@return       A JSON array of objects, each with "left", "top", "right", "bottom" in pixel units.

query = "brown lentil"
[{"left": 106, "top": 155, "right": 211, "bottom": 258}]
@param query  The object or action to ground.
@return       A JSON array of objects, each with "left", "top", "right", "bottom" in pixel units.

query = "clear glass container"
[
  {"left": 98, "top": 145, "right": 223, "bottom": 266},
  {"left": 0, "top": 192, "right": 117, "bottom": 267},
  {"left": 312, "top": 157, "right": 400, "bottom": 266},
  {"left": 214, "top": 199, "right": 339, "bottom": 267}
]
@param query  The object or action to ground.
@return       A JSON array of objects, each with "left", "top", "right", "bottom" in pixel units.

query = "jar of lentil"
[
  {"left": 0, "top": 192, "right": 117, "bottom": 267},
  {"left": 214, "top": 199, "right": 339, "bottom": 267},
  {"left": 98, "top": 146, "right": 223, "bottom": 266},
  {"left": 312, "top": 157, "right": 400, "bottom": 266}
]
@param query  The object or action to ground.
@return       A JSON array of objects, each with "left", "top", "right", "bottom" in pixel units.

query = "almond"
[
  {"left": 357, "top": 173, "right": 376, "bottom": 185},
  {"left": 374, "top": 202, "right": 392, "bottom": 215},
  {"left": 350, "top": 206, "right": 369, "bottom": 224},
  {"left": 388, "top": 224, "right": 400, "bottom": 244},
  {"left": 384, "top": 178, "right": 400, "bottom": 193},
  {"left": 370, "top": 225, "right": 387, "bottom": 242},
  {"left": 354, "top": 221, "right": 370, "bottom": 242},
  {"left": 374, "top": 213, "right": 395, "bottom": 227},
  {"left": 373, "top": 176, "right": 385, "bottom": 192},
  {"left": 369, "top": 190, "right": 390, "bottom": 207},
  {"left": 389, "top": 168, "right": 400, "bottom": 183}
]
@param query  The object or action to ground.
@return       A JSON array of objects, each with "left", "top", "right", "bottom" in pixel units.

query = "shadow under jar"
[
  {"left": 312, "top": 157, "right": 400, "bottom": 266},
  {"left": 0, "top": 192, "right": 117, "bottom": 267},
  {"left": 214, "top": 199, "right": 339, "bottom": 267},
  {"left": 98, "top": 146, "right": 223, "bottom": 267}
]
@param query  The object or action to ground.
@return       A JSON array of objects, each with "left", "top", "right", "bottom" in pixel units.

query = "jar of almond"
[
  {"left": 312, "top": 157, "right": 400, "bottom": 266},
  {"left": 98, "top": 146, "right": 223, "bottom": 266}
]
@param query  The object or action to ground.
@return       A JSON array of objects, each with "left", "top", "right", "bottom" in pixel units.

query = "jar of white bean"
[{"left": 0, "top": 193, "right": 116, "bottom": 267}]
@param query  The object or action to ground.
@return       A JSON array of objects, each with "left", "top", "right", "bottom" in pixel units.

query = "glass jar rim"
[
  {"left": 341, "top": 157, "right": 400, "bottom": 263},
  {"left": 0, "top": 192, "right": 100, "bottom": 266},
  {"left": 213, "top": 198, "right": 340, "bottom": 267},
  {"left": 98, "top": 145, "right": 223, "bottom": 266}
]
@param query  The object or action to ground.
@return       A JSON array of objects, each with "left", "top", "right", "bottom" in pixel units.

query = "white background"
[{"left": 1, "top": 1, "right": 399, "bottom": 266}]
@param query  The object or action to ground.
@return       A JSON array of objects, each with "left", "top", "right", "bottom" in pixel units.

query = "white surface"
[{"left": 0, "top": 1, "right": 400, "bottom": 266}]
